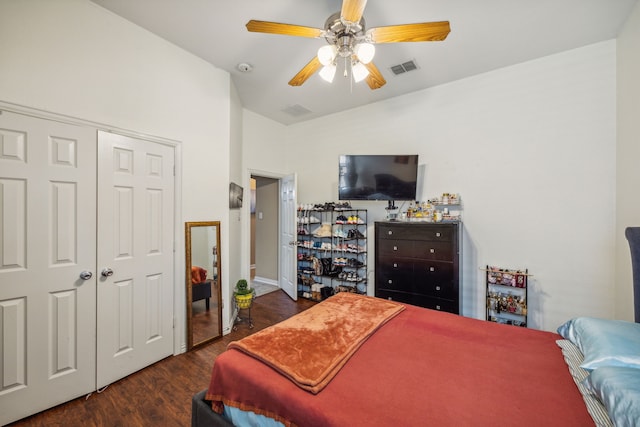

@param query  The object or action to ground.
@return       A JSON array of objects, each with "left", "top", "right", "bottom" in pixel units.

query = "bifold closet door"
[
  {"left": 0, "top": 111, "right": 97, "bottom": 425},
  {"left": 96, "top": 131, "right": 175, "bottom": 389}
]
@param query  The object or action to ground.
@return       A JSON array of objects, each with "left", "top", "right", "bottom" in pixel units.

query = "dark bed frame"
[
  {"left": 191, "top": 227, "right": 640, "bottom": 427},
  {"left": 191, "top": 390, "right": 233, "bottom": 427}
]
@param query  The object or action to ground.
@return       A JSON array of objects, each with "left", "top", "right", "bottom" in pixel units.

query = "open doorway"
[{"left": 250, "top": 175, "right": 281, "bottom": 297}]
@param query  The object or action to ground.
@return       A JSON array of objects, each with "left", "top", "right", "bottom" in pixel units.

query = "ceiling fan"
[{"left": 246, "top": 0, "right": 450, "bottom": 90}]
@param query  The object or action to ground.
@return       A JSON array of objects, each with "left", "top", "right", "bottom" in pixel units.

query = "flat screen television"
[{"left": 338, "top": 154, "right": 419, "bottom": 201}]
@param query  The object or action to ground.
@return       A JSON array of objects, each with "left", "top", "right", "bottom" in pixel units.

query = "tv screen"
[{"left": 338, "top": 155, "right": 418, "bottom": 201}]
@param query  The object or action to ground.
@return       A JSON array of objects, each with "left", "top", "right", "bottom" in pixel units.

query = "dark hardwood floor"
[{"left": 9, "top": 290, "right": 315, "bottom": 427}]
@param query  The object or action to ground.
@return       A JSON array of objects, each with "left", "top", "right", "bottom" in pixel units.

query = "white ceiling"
[{"left": 90, "top": 0, "right": 637, "bottom": 125}]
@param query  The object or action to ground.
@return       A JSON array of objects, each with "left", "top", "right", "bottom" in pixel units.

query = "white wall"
[
  {"left": 616, "top": 0, "right": 640, "bottom": 321},
  {"left": 243, "top": 110, "right": 289, "bottom": 174},
  {"left": 227, "top": 81, "right": 244, "bottom": 330},
  {"left": 0, "top": 0, "right": 232, "bottom": 348},
  {"left": 252, "top": 41, "right": 617, "bottom": 332}
]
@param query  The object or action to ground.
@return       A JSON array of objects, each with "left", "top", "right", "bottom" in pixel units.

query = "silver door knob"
[
  {"left": 79, "top": 271, "right": 93, "bottom": 280},
  {"left": 101, "top": 268, "right": 114, "bottom": 277}
]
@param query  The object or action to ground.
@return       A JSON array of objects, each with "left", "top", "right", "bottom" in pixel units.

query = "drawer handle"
[
  {"left": 435, "top": 232, "right": 441, "bottom": 237},
  {"left": 430, "top": 248, "right": 435, "bottom": 253},
  {"left": 430, "top": 267, "right": 435, "bottom": 272},
  {"left": 387, "top": 280, "right": 393, "bottom": 284},
  {"left": 388, "top": 231, "right": 393, "bottom": 235},
  {"left": 393, "top": 263, "right": 398, "bottom": 268},
  {"left": 393, "top": 246, "right": 398, "bottom": 251},
  {"left": 436, "top": 286, "right": 441, "bottom": 291}
]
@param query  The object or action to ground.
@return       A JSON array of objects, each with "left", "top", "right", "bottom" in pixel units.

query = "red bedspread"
[{"left": 207, "top": 303, "right": 594, "bottom": 427}]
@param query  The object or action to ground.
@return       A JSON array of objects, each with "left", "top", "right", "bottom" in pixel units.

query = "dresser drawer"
[
  {"left": 377, "top": 240, "right": 415, "bottom": 257},
  {"left": 375, "top": 290, "right": 458, "bottom": 314},
  {"left": 376, "top": 224, "right": 455, "bottom": 242},
  {"left": 376, "top": 262, "right": 413, "bottom": 292},
  {"left": 412, "top": 240, "right": 453, "bottom": 261},
  {"left": 376, "top": 224, "right": 417, "bottom": 240},
  {"left": 413, "top": 260, "right": 454, "bottom": 282},
  {"left": 416, "top": 280, "right": 455, "bottom": 299}
]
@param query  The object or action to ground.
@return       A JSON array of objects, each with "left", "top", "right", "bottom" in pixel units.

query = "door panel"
[
  {"left": 279, "top": 173, "right": 297, "bottom": 300},
  {"left": 0, "top": 111, "right": 96, "bottom": 426},
  {"left": 96, "top": 131, "right": 174, "bottom": 388}
]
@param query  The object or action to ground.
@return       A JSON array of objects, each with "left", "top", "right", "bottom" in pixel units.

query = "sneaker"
[
  {"left": 335, "top": 215, "right": 348, "bottom": 224},
  {"left": 313, "top": 223, "right": 332, "bottom": 237},
  {"left": 333, "top": 229, "right": 348, "bottom": 238},
  {"left": 351, "top": 229, "right": 365, "bottom": 239},
  {"left": 347, "top": 258, "right": 364, "bottom": 267}
]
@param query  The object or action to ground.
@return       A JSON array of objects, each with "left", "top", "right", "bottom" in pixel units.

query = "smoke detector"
[{"left": 237, "top": 63, "right": 253, "bottom": 72}]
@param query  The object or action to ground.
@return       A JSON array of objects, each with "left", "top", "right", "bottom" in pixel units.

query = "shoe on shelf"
[
  {"left": 335, "top": 215, "right": 348, "bottom": 224},
  {"left": 313, "top": 223, "right": 332, "bottom": 237},
  {"left": 347, "top": 258, "right": 364, "bottom": 267},
  {"left": 333, "top": 229, "right": 348, "bottom": 238},
  {"left": 352, "top": 229, "right": 365, "bottom": 239}
]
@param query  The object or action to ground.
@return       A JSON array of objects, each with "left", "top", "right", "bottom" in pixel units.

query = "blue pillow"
[
  {"left": 556, "top": 317, "right": 640, "bottom": 370},
  {"left": 583, "top": 366, "right": 640, "bottom": 427}
]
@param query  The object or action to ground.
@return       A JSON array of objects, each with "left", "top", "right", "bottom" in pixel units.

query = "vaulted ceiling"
[{"left": 91, "top": 0, "right": 637, "bottom": 125}]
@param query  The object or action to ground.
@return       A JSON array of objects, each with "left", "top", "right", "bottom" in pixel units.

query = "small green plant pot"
[{"left": 235, "top": 293, "right": 253, "bottom": 309}]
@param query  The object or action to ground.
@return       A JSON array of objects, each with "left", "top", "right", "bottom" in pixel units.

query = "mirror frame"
[{"left": 185, "top": 221, "right": 222, "bottom": 350}]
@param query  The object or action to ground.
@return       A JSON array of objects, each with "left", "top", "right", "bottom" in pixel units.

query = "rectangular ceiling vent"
[
  {"left": 282, "top": 104, "right": 312, "bottom": 117},
  {"left": 390, "top": 60, "right": 419, "bottom": 76}
]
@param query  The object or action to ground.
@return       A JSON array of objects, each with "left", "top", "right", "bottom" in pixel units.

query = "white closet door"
[
  {"left": 0, "top": 111, "right": 97, "bottom": 425},
  {"left": 96, "top": 131, "right": 175, "bottom": 388}
]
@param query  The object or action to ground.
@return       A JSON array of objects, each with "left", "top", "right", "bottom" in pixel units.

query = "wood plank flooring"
[{"left": 9, "top": 291, "right": 315, "bottom": 427}]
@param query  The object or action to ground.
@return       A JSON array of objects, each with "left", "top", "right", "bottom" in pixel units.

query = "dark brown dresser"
[{"left": 375, "top": 221, "right": 461, "bottom": 314}]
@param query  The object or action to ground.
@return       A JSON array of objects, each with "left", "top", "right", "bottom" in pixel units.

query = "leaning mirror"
[{"left": 186, "top": 221, "right": 222, "bottom": 350}]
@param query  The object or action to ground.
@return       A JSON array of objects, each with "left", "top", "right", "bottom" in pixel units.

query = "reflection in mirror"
[{"left": 186, "top": 221, "right": 222, "bottom": 350}]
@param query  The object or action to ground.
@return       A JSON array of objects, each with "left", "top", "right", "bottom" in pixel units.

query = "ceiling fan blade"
[
  {"left": 364, "top": 62, "right": 386, "bottom": 90},
  {"left": 369, "top": 21, "right": 450, "bottom": 43},
  {"left": 246, "top": 20, "right": 323, "bottom": 38},
  {"left": 341, "top": 0, "right": 368, "bottom": 25},
  {"left": 289, "top": 56, "right": 322, "bottom": 86}
]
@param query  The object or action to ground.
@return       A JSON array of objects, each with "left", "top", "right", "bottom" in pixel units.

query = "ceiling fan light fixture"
[
  {"left": 319, "top": 63, "right": 337, "bottom": 83},
  {"left": 351, "top": 61, "right": 369, "bottom": 83},
  {"left": 354, "top": 42, "right": 375, "bottom": 64},
  {"left": 317, "top": 45, "right": 337, "bottom": 66}
]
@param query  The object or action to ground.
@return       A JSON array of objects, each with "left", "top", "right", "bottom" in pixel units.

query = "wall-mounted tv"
[{"left": 338, "top": 154, "right": 419, "bottom": 201}]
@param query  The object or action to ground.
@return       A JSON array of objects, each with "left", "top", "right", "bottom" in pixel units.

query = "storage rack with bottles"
[
  {"left": 485, "top": 265, "right": 529, "bottom": 327},
  {"left": 296, "top": 207, "right": 367, "bottom": 301}
]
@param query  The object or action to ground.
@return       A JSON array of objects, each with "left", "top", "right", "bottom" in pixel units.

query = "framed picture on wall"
[{"left": 229, "top": 182, "right": 243, "bottom": 209}]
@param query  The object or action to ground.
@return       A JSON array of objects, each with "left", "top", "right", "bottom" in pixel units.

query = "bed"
[
  {"left": 191, "top": 289, "right": 640, "bottom": 426},
  {"left": 191, "top": 228, "right": 640, "bottom": 426}
]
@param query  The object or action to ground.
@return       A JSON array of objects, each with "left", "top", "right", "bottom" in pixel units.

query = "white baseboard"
[{"left": 253, "top": 276, "right": 279, "bottom": 287}]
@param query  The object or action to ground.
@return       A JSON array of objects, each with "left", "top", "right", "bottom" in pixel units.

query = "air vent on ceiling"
[
  {"left": 390, "top": 60, "right": 419, "bottom": 76},
  {"left": 282, "top": 104, "right": 312, "bottom": 117}
]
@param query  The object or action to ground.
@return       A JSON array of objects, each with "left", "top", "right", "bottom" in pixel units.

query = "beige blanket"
[{"left": 228, "top": 292, "right": 404, "bottom": 394}]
